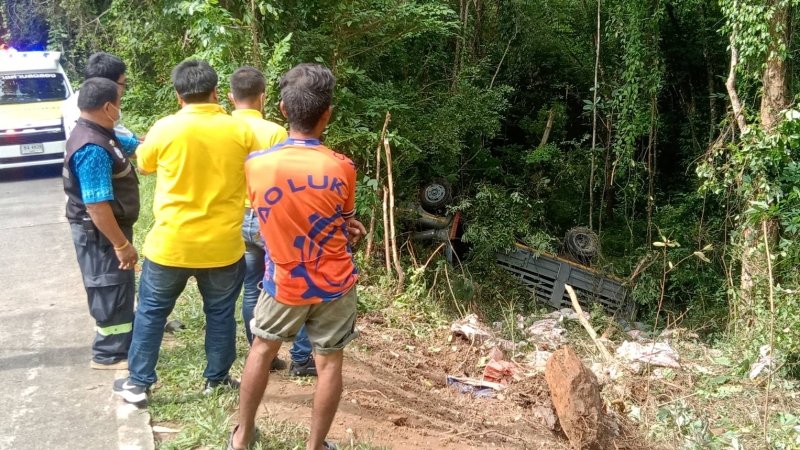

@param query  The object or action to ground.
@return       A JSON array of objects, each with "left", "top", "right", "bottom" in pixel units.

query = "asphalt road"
[{"left": 0, "top": 168, "right": 151, "bottom": 450}]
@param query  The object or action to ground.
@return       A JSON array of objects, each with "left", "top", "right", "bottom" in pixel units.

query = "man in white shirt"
[{"left": 63, "top": 52, "right": 134, "bottom": 139}]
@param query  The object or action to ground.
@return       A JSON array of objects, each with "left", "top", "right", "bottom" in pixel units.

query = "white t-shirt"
[{"left": 62, "top": 89, "right": 134, "bottom": 139}]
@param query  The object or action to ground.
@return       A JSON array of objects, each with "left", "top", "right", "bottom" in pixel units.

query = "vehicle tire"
[
  {"left": 419, "top": 179, "right": 452, "bottom": 213},
  {"left": 564, "top": 226, "right": 599, "bottom": 265}
]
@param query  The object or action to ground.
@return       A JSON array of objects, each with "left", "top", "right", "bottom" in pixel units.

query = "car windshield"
[{"left": 0, "top": 73, "right": 69, "bottom": 105}]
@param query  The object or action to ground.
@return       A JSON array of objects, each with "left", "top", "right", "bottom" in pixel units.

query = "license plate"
[{"left": 20, "top": 143, "right": 45, "bottom": 155}]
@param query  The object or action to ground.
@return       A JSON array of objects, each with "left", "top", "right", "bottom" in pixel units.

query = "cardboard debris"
[
  {"left": 615, "top": 341, "right": 680, "bottom": 369},
  {"left": 483, "top": 360, "right": 519, "bottom": 384}
]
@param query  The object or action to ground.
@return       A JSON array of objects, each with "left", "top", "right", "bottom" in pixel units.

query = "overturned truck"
[{"left": 407, "top": 182, "right": 630, "bottom": 317}]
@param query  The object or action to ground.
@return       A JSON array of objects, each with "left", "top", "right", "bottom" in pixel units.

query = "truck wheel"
[{"left": 419, "top": 179, "right": 452, "bottom": 213}]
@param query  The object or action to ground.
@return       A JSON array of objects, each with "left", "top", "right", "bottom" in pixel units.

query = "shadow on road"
[
  {"left": 0, "top": 345, "right": 89, "bottom": 371},
  {"left": 0, "top": 165, "right": 62, "bottom": 183}
]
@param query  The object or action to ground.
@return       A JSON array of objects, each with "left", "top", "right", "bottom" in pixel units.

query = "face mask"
[{"left": 105, "top": 103, "right": 122, "bottom": 127}]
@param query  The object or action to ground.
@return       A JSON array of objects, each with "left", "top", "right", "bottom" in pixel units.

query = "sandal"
[{"left": 227, "top": 424, "right": 260, "bottom": 450}]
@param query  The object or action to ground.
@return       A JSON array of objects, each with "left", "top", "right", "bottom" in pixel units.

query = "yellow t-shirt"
[
  {"left": 231, "top": 109, "right": 288, "bottom": 208},
  {"left": 138, "top": 103, "right": 259, "bottom": 268}
]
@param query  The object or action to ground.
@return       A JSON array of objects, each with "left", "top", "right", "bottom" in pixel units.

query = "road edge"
[{"left": 114, "top": 370, "right": 155, "bottom": 450}]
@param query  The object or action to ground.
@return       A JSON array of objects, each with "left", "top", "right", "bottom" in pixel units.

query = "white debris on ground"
[
  {"left": 748, "top": 344, "right": 775, "bottom": 379},
  {"left": 524, "top": 319, "right": 567, "bottom": 349},
  {"left": 450, "top": 314, "right": 494, "bottom": 344},
  {"left": 615, "top": 340, "right": 681, "bottom": 370},
  {"left": 544, "top": 307, "right": 590, "bottom": 322},
  {"left": 525, "top": 350, "right": 553, "bottom": 372}
]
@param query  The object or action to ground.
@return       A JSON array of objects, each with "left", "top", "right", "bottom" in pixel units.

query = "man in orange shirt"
[
  {"left": 229, "top": 64, "right": 364, "bottom": 450},
  {"left": 229, "top": 66, "right": 316, "bottom": 376}
]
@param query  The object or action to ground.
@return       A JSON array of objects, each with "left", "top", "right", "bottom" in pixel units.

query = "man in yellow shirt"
[
  {"left": 113, "top": 60, "right": 258, "bottom": 405},
  {"left": 229, "top": 67, "right": 317, "bottom": 376}
]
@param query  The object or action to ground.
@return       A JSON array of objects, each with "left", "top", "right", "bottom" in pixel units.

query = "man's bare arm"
[{"left": 85, "top": 202, "right": 138, "bottom": 269}]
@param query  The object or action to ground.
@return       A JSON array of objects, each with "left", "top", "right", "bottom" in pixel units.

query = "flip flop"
[{"left": 227, "top": 424, "right": 260, "bottom": 450}]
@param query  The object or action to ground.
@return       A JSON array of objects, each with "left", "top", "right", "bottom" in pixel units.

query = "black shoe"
[
  {"left": 270, "top": 357, "right": 287, "bottom": 371},
  {"left": 164, "top": 319, "right": 185, "bottom": 333},
  {"left": 112, "top": 377, "right": 148, "bottom": 405},
  {"left": 289, "top": 355, "right": 317, "bottom": 377},
  {"left": 203, "top": 375, "right": 240, "bottom": 395}
]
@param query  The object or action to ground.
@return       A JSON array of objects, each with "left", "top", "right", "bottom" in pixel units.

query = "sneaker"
[
  {"left": 323, "top": 442, "right": 339, "bottom": 450},
  {"left": 112, "top": 378, "right": 148, "bottom": 404},
  {"left": 203, "top": 375, "right": 240, "bottom": 395},
  {"left": 90, "top": 359, "right": 128, "bottom": 370},
  {"left": 270, "top": 357, "right": 287, "bottom": 371},
  {"left": 289, "top": 355, "right": 317, "bottom": 377}
]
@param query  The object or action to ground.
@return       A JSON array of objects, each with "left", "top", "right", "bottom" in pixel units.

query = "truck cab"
[{"left": 0, "top": 50, "right": 73, "bottom": 171}]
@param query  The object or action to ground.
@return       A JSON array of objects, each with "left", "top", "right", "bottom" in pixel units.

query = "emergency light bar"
[{"left": 0, "top": 52, "right": 62, "bottom": 73}]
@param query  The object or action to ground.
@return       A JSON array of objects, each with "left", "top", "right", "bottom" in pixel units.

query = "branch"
[
  {"left": 566, "top": 285, "right": 614, "bottom": 362},
  {"left": 725, "top": 29, "right": 748, "bottom": 134}
]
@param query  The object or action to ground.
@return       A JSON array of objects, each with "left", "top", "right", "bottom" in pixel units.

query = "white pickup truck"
[{"left": 0, "top": 50, "right": 74, "bottom": 171}]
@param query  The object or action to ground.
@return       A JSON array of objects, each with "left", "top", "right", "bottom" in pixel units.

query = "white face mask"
[{"left": 106, "top": 103, "right": 122, "bottom": 127}]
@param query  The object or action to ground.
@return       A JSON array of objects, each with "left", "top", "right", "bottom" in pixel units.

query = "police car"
[{"left": 0, "top": 50, "right": 74, "bottom": 170}]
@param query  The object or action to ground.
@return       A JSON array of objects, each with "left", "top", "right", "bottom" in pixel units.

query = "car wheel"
[{"left": 419, "top": 179, "right": 452, "bottom": 213}]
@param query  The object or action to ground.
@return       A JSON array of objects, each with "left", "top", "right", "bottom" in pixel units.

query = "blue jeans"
[
  {"left": 128, "top": 257, "right": 245, "bottom": 387},
  {"left": 242, "top": 209, "right": 312, "bottom": 363}
]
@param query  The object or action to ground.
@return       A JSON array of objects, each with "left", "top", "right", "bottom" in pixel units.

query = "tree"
[{"left": 722, "top": 0, "right": 793, "bottom": 331}]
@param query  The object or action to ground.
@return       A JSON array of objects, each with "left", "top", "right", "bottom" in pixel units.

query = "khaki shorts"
[{"left": 251, "top": 288, "right": 358, "bottom": 354}]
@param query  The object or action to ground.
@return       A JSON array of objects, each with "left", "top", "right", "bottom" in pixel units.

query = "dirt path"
[{"left": 257, "top": 318, "right": 566, "bottom": 449}]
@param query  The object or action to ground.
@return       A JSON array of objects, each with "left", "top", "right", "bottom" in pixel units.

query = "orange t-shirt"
[{"left": 245, "top": 138, "right": 358, "bottom": 305}]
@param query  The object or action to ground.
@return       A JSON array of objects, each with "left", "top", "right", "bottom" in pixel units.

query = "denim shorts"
[{"left": 251, "top": 288, "right": 358, "bottom": 354}]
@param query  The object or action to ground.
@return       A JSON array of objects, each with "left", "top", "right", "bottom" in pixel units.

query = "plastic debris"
[
  {"left": 524, "top": 318, "right": 567, "bottom": 349},
  {"left": 532, "top": 405, "right": 558, "bottom": 430},
  {"left": 748, "top": 344, "right": 775, "bottom": 379},
  {"left": 615, "top": 341, "right": 681, "bottom": 369},
  {"left": 526, "top": 350, "right": 553, "bottom": 372},
  {"left": 450, "top": 314, "right": 493, "bottom": 345},
  {"left": 544, "top": 307, "right": 590, "bottom": 322},
  {"left": 446, "top": 375, "right": 503, "bottom": 398}
]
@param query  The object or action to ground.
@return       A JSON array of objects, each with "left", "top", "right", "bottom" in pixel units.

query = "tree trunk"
[
  {"left": 738, "top": 0, "right": 789, "bottom": 324},
  {"left": 759, "top": 2, "right": 789, "bottom": 133}
]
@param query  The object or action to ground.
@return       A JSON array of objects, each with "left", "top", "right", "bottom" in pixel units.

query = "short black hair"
[
  {"left": 85, "top": 52, "right": 126, "bottom": 82},
  {"left": 230, "top": 66, "right": 266, "bottom": 101},
  {"left": 77, "top": 77, "right": 119, "bottom": 110},
  {"left": 279, "top": 63, "right": 336, "bottom": 133},
  {"left": 172, "top": 59, "right": 218, "bottom": 103}
]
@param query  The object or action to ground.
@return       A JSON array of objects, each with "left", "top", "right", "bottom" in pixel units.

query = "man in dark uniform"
[{"left": 63, "top": 77, "right": 139, "bottom": 370}]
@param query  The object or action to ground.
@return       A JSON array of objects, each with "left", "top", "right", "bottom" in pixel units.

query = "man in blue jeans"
[
  {"left": 230, "top": 66, "right": 316, "bottom": 376},
  {"left": 112, "top": 60, "right": 259, "bottom": 404}
]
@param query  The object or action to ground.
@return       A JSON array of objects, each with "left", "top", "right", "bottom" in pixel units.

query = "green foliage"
[{"left": 451, "top": 184, "right": 553, "bottom": 262}]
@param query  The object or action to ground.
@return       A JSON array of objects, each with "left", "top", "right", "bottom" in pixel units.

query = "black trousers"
[{"left": 70, "top": 223, "right": 135, "bottom": 364}]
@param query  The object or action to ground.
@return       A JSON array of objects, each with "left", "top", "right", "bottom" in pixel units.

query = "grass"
[{"left": 133, "top": 176, "right": 387, "bottom": 450}]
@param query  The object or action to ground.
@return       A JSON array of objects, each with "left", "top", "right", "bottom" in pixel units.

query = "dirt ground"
[{"left": 255, "top": 312, "right": 569, "bottom": 450}]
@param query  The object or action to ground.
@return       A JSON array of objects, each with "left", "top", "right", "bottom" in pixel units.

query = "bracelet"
[{"left": 114, "top": 240, "right": 130, "bottom": 251}]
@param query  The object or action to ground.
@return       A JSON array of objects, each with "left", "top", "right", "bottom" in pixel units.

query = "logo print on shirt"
[{"left": 289, "top": 206, "right": 353, "bottom": 299}]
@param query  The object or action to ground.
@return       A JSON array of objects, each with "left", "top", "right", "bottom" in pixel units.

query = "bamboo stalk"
[
  {"left": 540, "top": 107, "right": 555, "bottom": 147},
  {"left": 565, "top": 285, "right": 613, "bottom": 362},
  {"left": 364, "top": 113, "right": 391, "bottom": 262},
  {"left": 383, "top": 135, "right": 404, "bottom": 289},
  {"left": 382, "top": 188, "right": 391, "bottom": 277}
]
